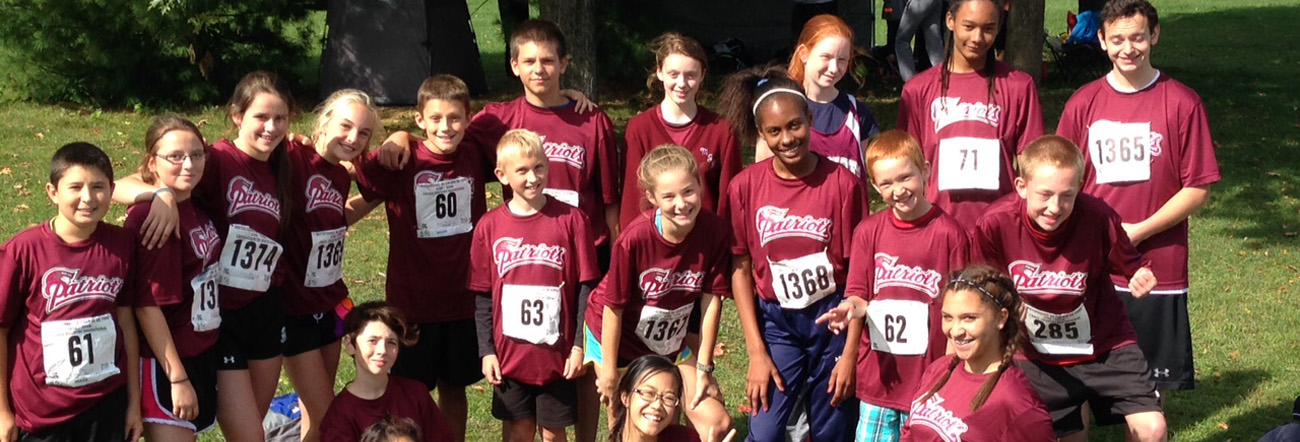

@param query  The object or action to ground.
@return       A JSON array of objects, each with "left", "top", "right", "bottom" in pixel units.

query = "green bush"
[{"left": 0, "top": 0, "right": 322, "bottom": 106}]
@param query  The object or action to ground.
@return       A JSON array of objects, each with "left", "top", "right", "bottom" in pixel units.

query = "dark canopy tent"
[{"left": 321, "top": 0, "right": 487, "bottom": 105}]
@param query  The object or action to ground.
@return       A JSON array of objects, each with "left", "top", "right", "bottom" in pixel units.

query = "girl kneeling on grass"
[
  {"left": 320, "top": 302, "right": 453, "bottom": 442},
  {"left": 588, "top": 144, "right": 732, "bottom": 441},
  {"left": 900, "top": 266, "right": 1054, "bottom": 441},
  {"left": 607, "top": 355, "right": 738, "bottom": 442}
]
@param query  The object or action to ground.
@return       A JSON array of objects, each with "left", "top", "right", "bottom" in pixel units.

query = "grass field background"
[{"left": 2, "top": 0, "right": 1299, "bottom": 440}]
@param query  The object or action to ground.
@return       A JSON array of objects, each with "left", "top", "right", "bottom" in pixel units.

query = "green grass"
[{"left": 2, "top": 0, "right": 1300, "bottom": 440}]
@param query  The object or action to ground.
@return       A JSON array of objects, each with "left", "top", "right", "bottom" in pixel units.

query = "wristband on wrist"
[
  {"left": 696, "top": 362, "right": 715, "bottom": 374},
  {"left": 154, "top": 187, "right": 174, "bottom": 197},
  {"left": 170, "top": 377, "right": 188, "bottom": 384}
]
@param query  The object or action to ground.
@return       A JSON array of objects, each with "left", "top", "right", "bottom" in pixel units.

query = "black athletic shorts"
[
  {"left": 491, "top": 377, "right": 578, "bottom": 428},
  {"left": 283, "top": 310, "right": 343, "bottom": 357},
  {"left": 1118, "top": 287, "right": 1195, "bottom": 390},
  {"left": 389, "top": 319, "right": 484, "bottom": 389},
  {"left": 1017, "top": 345, "right": 1163, "bottom": 437},
  {"left": 217, "top": 288, "right": 286, "bottom": 370}
]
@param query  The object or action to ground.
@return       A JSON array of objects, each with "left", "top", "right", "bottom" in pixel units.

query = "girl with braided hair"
[
  {"left": 586, "top": 145, "right": 733, "bottom": 441},
  {"left": 899, "top": 265, "right": 1054, "bottom": 441},
  {"left": 896, "top": 0, "right": 1044, "bottom": 228}
]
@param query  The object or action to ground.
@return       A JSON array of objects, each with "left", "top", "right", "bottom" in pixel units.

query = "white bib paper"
[
  {"left": 190, "top": 265, "right": 221, "bottom": 332},
  {"left": 501, "top": 284, "right": 562, "bottom": 345},
  {"left": 304, "top": 227, "right": 346, "bottom": 287},
  {"left": 635, "top": 303, "right": 693, "bottom": 355},
  {"left": 41, "top": 314, "right": 118, "bottom": 387},
  {"left": 866, "top": 299, "right": 930, "bottom": 355},
  {"left": 416, "top": 177, "right": 473, "bottom": 238},
  {"left": 1088, "top": 120, "right": 1152, "bottom": 184},
  {"left": 543, "top": 188, "right": 580, "bottom": 208},
  {"left": 1024, "top": 304, "right": 1093, "bottom": 355},
  {"left": 769, "top": 251, "right": 836, "bottom": 309},
  {"left": 937, "top": 137, "right": 1001, "bottom": 191},
  {"left": 218, "top": 224, "right": 281, "bottom": 292}
]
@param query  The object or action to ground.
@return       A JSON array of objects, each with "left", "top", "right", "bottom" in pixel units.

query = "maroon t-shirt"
[
  {"left": 586, "top": 210, "right": 731, "bottom": 360},
  {"left": 464, "top": 97, "right": 620, "bottom": 245},
  {"left": 468, "top": 199, "right": 600, "bottom": 385},
  {"left": 901, "top": 359, "right": 1055, "bottom": 442},
  {"left": 280, "top": 142, "right": 351, "bottom": 315},
  {"left": 0, "top": 222, "right": 135, "bottom": 433},
  {"left": 726, "top": 156, "right": 864, "bottom": 305},
  {"left": 898, "top": 62, "right": 1045, "bottom": 227},
  {"left": 193, "top": 139, "right": 284, "bottom": 310},
  {"left": 355, "top": 142, "right": 488, "bottom": 323},
  {"left": 845, "top": 207, "right": 969, "bottom": 410},
  {"left": 973, "top": 193, "right": 1145, "bottom": 365},
  {"left": 127, "top": 201, "right": 222, "bottom": 358},
  {"left": 320, "top": 375, "right": 454, "bottom": 442},
  {"left": 619, "top": 105, "right": 742, "bottom": 229},
  {"left": 1057, "top": 73, "right": 1221, "bottom": 291},
  {"left": 657, "top": 424, "right": 703, "bottom": 442}
]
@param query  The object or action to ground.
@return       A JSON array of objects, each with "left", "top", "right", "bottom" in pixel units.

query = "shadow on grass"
[
  {"left": 1145, "top": 5, "right": 1300, "bottom": 248},
  {"left": 1082, "top": 369, "right": 1269, "bottom": 441}
]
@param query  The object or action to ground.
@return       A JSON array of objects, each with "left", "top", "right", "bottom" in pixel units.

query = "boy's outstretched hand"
[
  {"left": 1128, "top": 267, "right": 1157, "bottom": 298},
  {"left": 815, "top": 299, "right": 865, "bottom": 335}
]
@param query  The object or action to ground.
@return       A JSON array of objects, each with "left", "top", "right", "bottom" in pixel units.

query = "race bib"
[
  {"left": 218, "top": 224, "right": 281, "bottom": 292},
  {"left": 635, "top": 303, "right": 693, "bottom": 355},
  {"left": 827, "top": 156, "right": 863, "bottom": 178},
  {"left": 304, "top": 227, "right": 346, "bottom": 287},
  {"left": 501, "top": 284, "right": 562, "bottom": 345},
  {"left": 1088, "top": 120, "right": 1151, "bottom": 184},
  {"left": 866, "top": 299, "right": 930, "bottom": 355},
  {"left": 416, "top": 177, "right": 473, "bottom": 238},
  {"left": 190, "top": 265, "right": 221, "bottom": 332},
  {"left": 769, "top": 251, "right": 836, "bottom": 309},
  {"left": 41, "top": 314, "right": 118, "bottom": 387},
  {"left": 936, "top": 137, "right": 1001, "bottom": 191},
  {"left": 1024, "top": 304, "right": 1093, "bottom": 355},
  {"left": 543, "top": 188, "right": 580, "bottom": 208}
]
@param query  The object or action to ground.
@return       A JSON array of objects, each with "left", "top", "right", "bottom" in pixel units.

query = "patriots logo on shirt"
[
  {"left": 226, "top": 176, "right": 281, "bottom": 219},
  {"left": 1008, "top": 260, "right": 1087, "bottom": 295},
  {"left": 873, "top": 253, "right": 942, "bottom": 298},
  {"left": 754, "top": 206, "right": 832, "bottom": 246},
  {"left": 188, "top": 221, "right": 221, "bottom": 260},
  {"left": 41, "top": 267, "right": 124, "bottom": 313},
  {"left": 930, "top": 97, "right": 1003, "bottom": 132},
  {"left": 540, "top": 135, "right": 586, "bottom": 168},
  {"left": 493, "top": 237, "right": 565, "bottom": 276},
  {"left": 698, "top": 147, "right": 715, "bottom": 166},
  {"left": 639, "top": 268, "right": 705, "bottom": 300},
  {"left": 909, "top": 393, "right": 969, "bottom": 442},
  {"left": 414, "top": 170, "right": 444, "bottom": 185},
  {"left": 304, "top": 174, "right": 345, "bottom": 214}
]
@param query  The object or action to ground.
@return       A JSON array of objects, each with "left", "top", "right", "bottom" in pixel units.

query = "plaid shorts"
[{"left": 856, "top": 402, "right": 907, "bottom": 442}]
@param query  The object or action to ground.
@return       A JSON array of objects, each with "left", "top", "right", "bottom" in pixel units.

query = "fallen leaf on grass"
[
  {"left": 12, "top": 204, "right": 29, "bottom": 213},
  {"left": 713, "top": 342, "right": 727, "bottom": 358},
  {"left": 1266, "top": 171, "right": 1282, "bottom": 178},
  {"left": 1286, "top": 232, "right": 1298, "bottom": 237},
  {"left": 1229, "top": 350, "right": 1241, "bottom": 359},
  {"left": 1287, "top": 265, "right": 1298, "bottom": 273},
  {"left": 471, "top": 384, "right": 486, "bottom": 392},
  {"left": 0, "top": 167, "right": 9, "bottom": 175},
  {"left": 737, "top": 404, "right": 751, "bottom": 414},
  {"left": 34, "top": 132, "right": 44, "bottom": 140},
  {"left": 1218, "top": 422, "right": 1229, "bottom": 430}
]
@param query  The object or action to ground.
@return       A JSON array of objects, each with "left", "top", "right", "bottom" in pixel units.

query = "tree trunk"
[
  {"left": 427, "top": 0, "right": 488, "bottom": 95},
  {"left": 1005, "top": 0, "right": 1045, "bottom": 82},
  {"left": 539, "top": 0, "right": 598, "bottom": 100}
]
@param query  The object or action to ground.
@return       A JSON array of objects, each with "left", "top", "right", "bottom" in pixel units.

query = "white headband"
[{"left": 751, "top": 88, "right": 807, "bottom": 116}]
